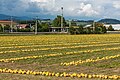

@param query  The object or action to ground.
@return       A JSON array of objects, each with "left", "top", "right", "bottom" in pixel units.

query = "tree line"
[{"left": 0, "top": 15, "right": 114, "bottom": 34}]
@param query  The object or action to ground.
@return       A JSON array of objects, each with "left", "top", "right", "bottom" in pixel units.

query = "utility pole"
[
  {"left": 10, "top": 16, "right": 13, "bottom": 32},
  {"left": 1, "top": 24, "right": 4, "bottom": 32},
  {"left": 69, "top": 19, "right": 71, "bottom": 27},
  {"left": 35, "top": 16, "right": 38, "bottom": 35},
  {"left": 93, "top": 20, "right": 95, "bottom": 32},
  {"left": 68, "top": 19, "right": 71, "bottom": 33},
  {"left": 61, "top": 7, "right": 63, "bottom": 32}
]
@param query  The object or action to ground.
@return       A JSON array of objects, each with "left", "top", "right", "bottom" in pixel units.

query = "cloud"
[
  {"left": 113, "top": 1, "right": 120, "bottom": 9},
  {"left": 77, "top": 3, "right": 99, "bottom": 16},
  {"left": 50, "top": 0, "right": 101, "bottom": 18},
  {"left": 0, "top": 0, "right": 29, "bottom": 16},
  {"left": 0, "top": 0, "right": 120, "bottom": 19},
  {"left": 26, "top": 2, "right": 41, "bottom": 13},
  {"left": 0, "top": 0, "right": 19, "bottom": 10},
  {"left": 25, "top": 0, "right": 55, "bottom": 15}
]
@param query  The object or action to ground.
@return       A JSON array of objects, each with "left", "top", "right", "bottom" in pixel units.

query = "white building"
[{"left": 104, "top": 24, "right": 120, "bottom": 30}]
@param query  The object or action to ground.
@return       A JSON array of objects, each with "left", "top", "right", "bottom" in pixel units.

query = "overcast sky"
[{"left": 0, "top": 0, "right": 120, "bottom": 20}]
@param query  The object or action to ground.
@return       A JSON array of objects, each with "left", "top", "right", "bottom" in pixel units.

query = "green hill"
[{"left": 98, "top": 18, "right": 120, "bottom": 24}]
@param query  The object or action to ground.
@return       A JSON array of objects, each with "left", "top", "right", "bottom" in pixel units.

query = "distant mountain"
[
  {"left": 13, "top": 16, "right": 32, "bottom": 21},
  {"left": 0, "top": 14, "right": 11, "bottom": 20},
  {"left": 98, "top": 18, "right": 120, "bottom": 24},
  {"left": 0, "top": 14, "right": 32, "bottom": 21}
]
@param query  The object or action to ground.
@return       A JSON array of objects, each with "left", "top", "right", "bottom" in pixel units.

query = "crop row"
[
  {"left": 0, "top": 53, "right": 63, "bottom": 62},
  {"left": 0, "top": 42, "right": 120, "bottom": 54},
  {"left": 0, "top": 41, "right": 119, "bottom": 48},
  {"left": 0, "top": 47, "right": 120, "bottom": 62},
  {"left": 0, "top": 43, "right": 120, "bottom": 49},
  {"left": 61, "top": 54, "right": 120, "bottom": 66},
  {"left": 0, "top": 68, "right": 120, "bottom": 79}
]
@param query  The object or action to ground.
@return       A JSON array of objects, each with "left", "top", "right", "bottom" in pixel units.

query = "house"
[{"left": 16, "top": 24, "right": 29, "bottom": 29}]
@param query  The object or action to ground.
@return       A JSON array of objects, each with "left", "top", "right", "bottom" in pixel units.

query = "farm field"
[{"left": 0, "top": 34, "right": 120, "bottom": 80}]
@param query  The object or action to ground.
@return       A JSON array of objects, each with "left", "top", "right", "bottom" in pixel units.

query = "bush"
[
  {"left": 18, "top": 28, "right": 31, "bottom": 32},
  {"left": 108, "top": 25, "right": 114, "bottom": 31},
  {"left": 69, "top": 26, "right": 76, "bottom": 34}
]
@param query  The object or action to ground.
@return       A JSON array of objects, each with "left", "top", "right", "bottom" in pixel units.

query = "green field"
[{"left": 0, "top": 34, "right": 120, "bottom": 80}]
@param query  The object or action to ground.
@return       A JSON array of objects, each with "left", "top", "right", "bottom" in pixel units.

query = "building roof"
[
  {"left": 0, "top": 20, "right": 17, "bottom": 24},
  {"left": 17, "top": 24, "right": 28, "bottom": 29}
]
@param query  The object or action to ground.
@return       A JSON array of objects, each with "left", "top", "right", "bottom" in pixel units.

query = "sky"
[{"left": 0, "top": 0, "right": 120, "bottom": 20}]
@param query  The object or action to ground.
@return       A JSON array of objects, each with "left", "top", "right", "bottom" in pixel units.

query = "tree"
[
  {"left": 77, "top": 25, "right": 84, "bottom": 34},
  {"left": 69, "top": 26, "right": 76, "bottom": 34},
  {"left": 84, "top": 27, "right": 91, "bottom": 34},
  {"left": 92, "top": 22, "right": 107, "bottom": 33},
  {"left": 52, "top": 15, "right": 66, "bottom": 27},
  {"left": 37, "top": 23, "right": 49, "bottom": 32},
  {"left": 41, "top": 23, "right": 49, "bottom": 32},
  {"left": 108, "top": 25, "right": 114, "bottom": 31},
  {"left": 4, "top": 25, "right": 10, "bottom": 32},
  {"left": 102, "top": 26, "right": 107, "bottom": 33},
  {"left": 37, "top": 23, "right": 42, "bottom": 32},
  {"left": 71, "top": 21, "right": 77, "bottom": 26},
  {"left": 0, "top": 24, "right": 3, "bottom": 32}
]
